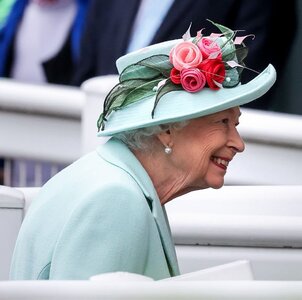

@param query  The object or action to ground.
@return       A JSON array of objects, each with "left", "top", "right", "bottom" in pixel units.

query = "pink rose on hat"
[
  {"left": 169, "top": 41, "right": 203, "bottom": 71},
  {"left": 197, "top": 37, "right": 222, "bottom": 59},
  {"left": 180, "top": 68, "right": 206, "bottom": 92}
]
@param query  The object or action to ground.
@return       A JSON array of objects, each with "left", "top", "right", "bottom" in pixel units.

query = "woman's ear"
[{"left": 156, "top": 127, "right": 173, "bottom": 148}]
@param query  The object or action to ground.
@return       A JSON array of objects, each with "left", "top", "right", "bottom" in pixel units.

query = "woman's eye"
[{"left": 221, "top": 118, "right": 229, "bottom": 124}]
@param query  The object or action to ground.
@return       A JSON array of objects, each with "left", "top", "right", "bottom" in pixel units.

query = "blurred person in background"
[
  {"left": 0, "top": 0, "right": 90, "bottom": 186},
  {"left": 0, "top": 0, "right": 16, "bottom": 29}
]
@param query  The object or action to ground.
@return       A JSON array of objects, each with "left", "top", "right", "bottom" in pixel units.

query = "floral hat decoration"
[{"left": 97, "top": 20, "right": 276, "bottom": 136}]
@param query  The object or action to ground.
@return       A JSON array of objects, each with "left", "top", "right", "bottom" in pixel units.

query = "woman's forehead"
[
  {"left": 211, "top": 107, "right": 241, "bottom": 118},
  {"left": 185, "top": 107, "right": 242, "bottom": 126}
]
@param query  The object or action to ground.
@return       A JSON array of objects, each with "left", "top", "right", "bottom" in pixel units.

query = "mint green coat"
[{"left": 10, "top": 138, "right": 180, "bottom": 280}]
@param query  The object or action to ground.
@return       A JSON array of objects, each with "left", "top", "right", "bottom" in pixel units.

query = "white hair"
[{"left": 113, "top": 121, "right": 189, "bottom": 151}]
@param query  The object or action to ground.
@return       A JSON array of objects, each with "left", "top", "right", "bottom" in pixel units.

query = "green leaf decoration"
[
  {"left": 98, "top": 77, "right": 168, "bottom": 131},
  {"left": 120, "top": 64, "right": 160, "bottom": 81},
  {"left": 98, "top": 78, "right": 151, "bottom": 130},
  {"left": 151, "top": 79, "right": 183, "bottom": 118},
  {"left": 120, "top": 55, "right": 172, "bottom": 81},
  {"left": 207, "top": 19, "right": 234, "bottom": 39},
  {"left": 102, "top": 80, "right": 138, "bottom": 114},
  {"left": 97, "top": 113, "right": 105, "bottom": 131},
  {"left": 122, "top": 78, "right": 162, "bottom": 107},
  {"left": 139, "top": 55, "right": 172, "bottom": 77},
  {"left": 98, "top": 55, "right": 174, "bottom": 130},
  {"left": 97, "top": 82, "right": 129, "bottom": 131},
  {"left": 235, "top": 45, "right": 248, "bottom": 64},
  {"left": 221, "top": 47, "right": 236, "bottom": 62}
]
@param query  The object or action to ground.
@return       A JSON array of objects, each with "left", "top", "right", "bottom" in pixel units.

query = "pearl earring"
[{"left": 164, "top": 146, "right": 172, "bottom": 155}]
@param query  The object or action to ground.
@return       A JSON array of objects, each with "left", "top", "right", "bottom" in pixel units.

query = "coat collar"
[{"left": 96, "top": 138, "right": 180, "bottom": 277}]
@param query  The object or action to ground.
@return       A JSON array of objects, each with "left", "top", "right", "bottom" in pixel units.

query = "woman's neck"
[{"left": 133, "top": 146, "right": 189, "bottom": 205}]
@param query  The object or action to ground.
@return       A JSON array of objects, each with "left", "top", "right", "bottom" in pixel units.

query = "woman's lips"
[{"left": 211, "top": 156, "right": 230, "bottom": 170}]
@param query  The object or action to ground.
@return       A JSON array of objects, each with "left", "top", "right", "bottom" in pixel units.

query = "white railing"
[
  {"left": 1, "top": 77, "right": 302, "bottom": 186},
  {"left": 0, "top": 78, "right": 84, "bottom": 186},
  {"left": 0, "top": 78, "right": 84, "bottom": 162},
  {"left": 1, "top": 280, "right": 302, "bottom": 300},
  {"left": 227, "top": 109, "right": 302, "bottom": 184},
  {"left": 167, "top": 185, "right": 302, "bottom": 280}
]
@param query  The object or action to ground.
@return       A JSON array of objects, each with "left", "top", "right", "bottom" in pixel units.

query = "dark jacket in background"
[{"left": 0, "top": 0, "right": 90, "bottom": 85}]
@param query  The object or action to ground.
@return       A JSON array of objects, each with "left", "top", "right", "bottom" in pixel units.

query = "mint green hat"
[{"left": 97, "top": 21, "right": 276, "bottom": 136}]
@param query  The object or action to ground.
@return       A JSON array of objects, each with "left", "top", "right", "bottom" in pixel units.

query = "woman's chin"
[{"left": 209, "top": 179, "right": 224, "bottom": 189}]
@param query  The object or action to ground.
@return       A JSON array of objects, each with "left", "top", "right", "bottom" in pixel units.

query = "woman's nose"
[{"left": 228, "top": 128, "right": 245, "bottom": 153}]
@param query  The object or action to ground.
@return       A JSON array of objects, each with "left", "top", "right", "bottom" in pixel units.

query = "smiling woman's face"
[{"left": 169, "top": 107, "right": 245, "bottom": 190}]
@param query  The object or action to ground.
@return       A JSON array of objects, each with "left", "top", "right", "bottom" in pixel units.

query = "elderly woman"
[{"left": 10, "top": 21, "right": 276, "bottom": 280}]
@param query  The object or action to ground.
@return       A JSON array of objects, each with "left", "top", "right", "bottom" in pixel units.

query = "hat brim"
[{"left": 98, "top": 64, "right": 276, "bottom": 136}]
